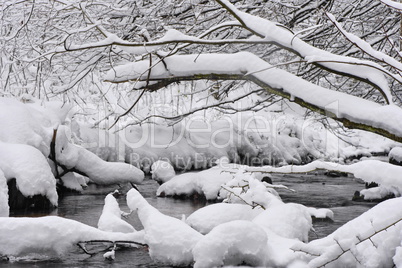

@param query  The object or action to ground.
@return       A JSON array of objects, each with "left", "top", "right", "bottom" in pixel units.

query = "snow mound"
[
  {"left": 0, "top": 141, "right": 58, "bottom": 207},
  {"left": 98, "top": 192, "right": 136, "bottom": 233},
  {"left": 156, "top": 165, "right": 236, "bottom": 200},
  {"left": 307, "top": 207, "right": 334, "bottom": 220},
  {"left": 126, "top": 188, "right": 203, "bottom": 266},
  {"left": 219, "top": 171, "right": 282, "bottom": 207},
  {"left": 0, "top": 97, "right": 53, "bottom": 156},
  {"left": 253, "top": 203, "right": 312, "bottom": 242},
  {"left": 360, "top": 186, "right": 400, "bottom": 200},
  {"left": 56, "top": 126, "right": 144, "bottom": 185},
  {"left": 389, "top": 147, "right": 402, "bottom": 164},
  {"left": 192, "top": 220, "right": 269, "bottom": 268},
  {"left": 0, "top": 216, "right": 143, "bottom": 257},
  {"left": 150, "top": 160, "right": 176, "bottom": 184},
  {"left": 186, "top": 203, "right": 264, "bottom": 234},
  {"left": 60, "top": 172, "right": 89, "bottom": 192}
]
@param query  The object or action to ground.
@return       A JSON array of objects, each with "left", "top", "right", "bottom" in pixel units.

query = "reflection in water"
[{"left": 4, "top": 173, "right": 380, "bottom": 267}]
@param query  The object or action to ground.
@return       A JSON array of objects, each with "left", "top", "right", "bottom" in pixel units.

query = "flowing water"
[{"left": 3, "top": 172, "right": 382, "bottom": 267}]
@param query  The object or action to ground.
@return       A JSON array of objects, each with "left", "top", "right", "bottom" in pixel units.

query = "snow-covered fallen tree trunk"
[
  {"left": 0, "top": 216, "right": 143, "bottom": 257},
  {"left": 55, "top": 126, "right": 144, "bottom": 185}
]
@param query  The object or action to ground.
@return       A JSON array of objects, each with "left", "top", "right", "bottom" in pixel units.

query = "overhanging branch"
[{"left": 140, "top": 72, "right": 402, "bottom": 142}]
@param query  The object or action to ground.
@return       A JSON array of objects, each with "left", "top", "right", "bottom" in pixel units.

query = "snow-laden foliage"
[{"left": 1, "top": 1, "right": 402, "bottom": 267}]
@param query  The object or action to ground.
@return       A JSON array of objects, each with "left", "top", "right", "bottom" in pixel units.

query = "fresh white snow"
[
  {"left": 98, "top": 191, "right": 136, "bottom": 233},
  {"left": 126, "top": 188, "right": 203, "bottom": 266}
]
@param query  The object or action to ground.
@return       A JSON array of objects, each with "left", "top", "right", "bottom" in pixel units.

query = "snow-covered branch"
[
  {"left": 325, "top": 12, "right": 402, "bottom": 77},
  {"left": 214, "top": 0, "right": 392, "bottom": 104},
  {"left": 105, "top": 52, "right": 402, "bottom": 142},
  {"left": 379, "top": 0, "right": 402, "bottom": 11}
]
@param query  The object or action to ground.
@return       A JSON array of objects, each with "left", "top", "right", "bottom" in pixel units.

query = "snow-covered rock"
[
  {"left": 253, "top": 203, "right": 312, "bottom": 243},
  {"left": 0, "top": 141, "right": 58, "bottom": 207},
  {"left": 60, "top": 172, "right": 89, "bottom": 192},
  {"left": 98, "top": 192, "right": 136, "bottom": 233},
  {"left": 360, "top": 186, "right": 400, "bottom": 201},
  {"left": 150, "top": 160, "right": 176, "bottom": 184},
  {"left": 186, "top": 203, "right": 264, "bottom": 234},
  {"left": 192, "top": 220, "right": 269, "bottom": 268},
  {"left": 103, "top": 248, "right": 115, "bottom": 260},
  {"left": 389, "top": 147, "right": 402, "bottom": 165},
  {"left": 307, "top": 207, "right": 334, "bottom": 220},
  {"left": 126, "top": 188, "right": 203, "bottom": 266},
  {"left": 156, "top": 165, "right": 237, "bottom": 200}
]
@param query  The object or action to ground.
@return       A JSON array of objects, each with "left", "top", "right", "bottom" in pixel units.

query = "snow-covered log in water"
[
  {"left": 55, "top": 125, "right": 144, "bottom": 185},
  {"left": 0, "top": 216, "right": 143, "bottom": 257}
]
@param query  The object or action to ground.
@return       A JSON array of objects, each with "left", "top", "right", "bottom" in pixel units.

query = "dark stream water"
[{"left": 3, "top": 172, "right": 380, "bottom": 267}]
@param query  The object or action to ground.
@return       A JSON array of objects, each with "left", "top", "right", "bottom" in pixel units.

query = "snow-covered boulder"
[
  {"left": 0, "top": 141, "right": 58, "bottom": 208},
  {"left": 389, "top": 147, "right": 402, "bottom": 166},
  {"left": 359, "top": 185, "right": 400, "bottom": 201},
  {"left": 186, "top": 203, "right": 264, "bottom": 234},
  {"left": 156, "top": 165, "right": 236, "bottom": 200},
  {"left": 307, "top": 207, "right": 334, "bottom": 221},
  {"left": 60, "top": 172, "right": 89, "bottom": 192},
  {"left": 253, "top": 203, "right": 312, "bottom": 242},
  {"left": 126, "top": 188, "right": 203, "bottom": 266},
  {"left": 150, "top": 160, "right": 176, "bottom": 184},
  {"left": 192, "top": 220, "right": 269, "bottom": 268},
  {"left": 98, "top": 192, "right": 136, "bottom": 233}
]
